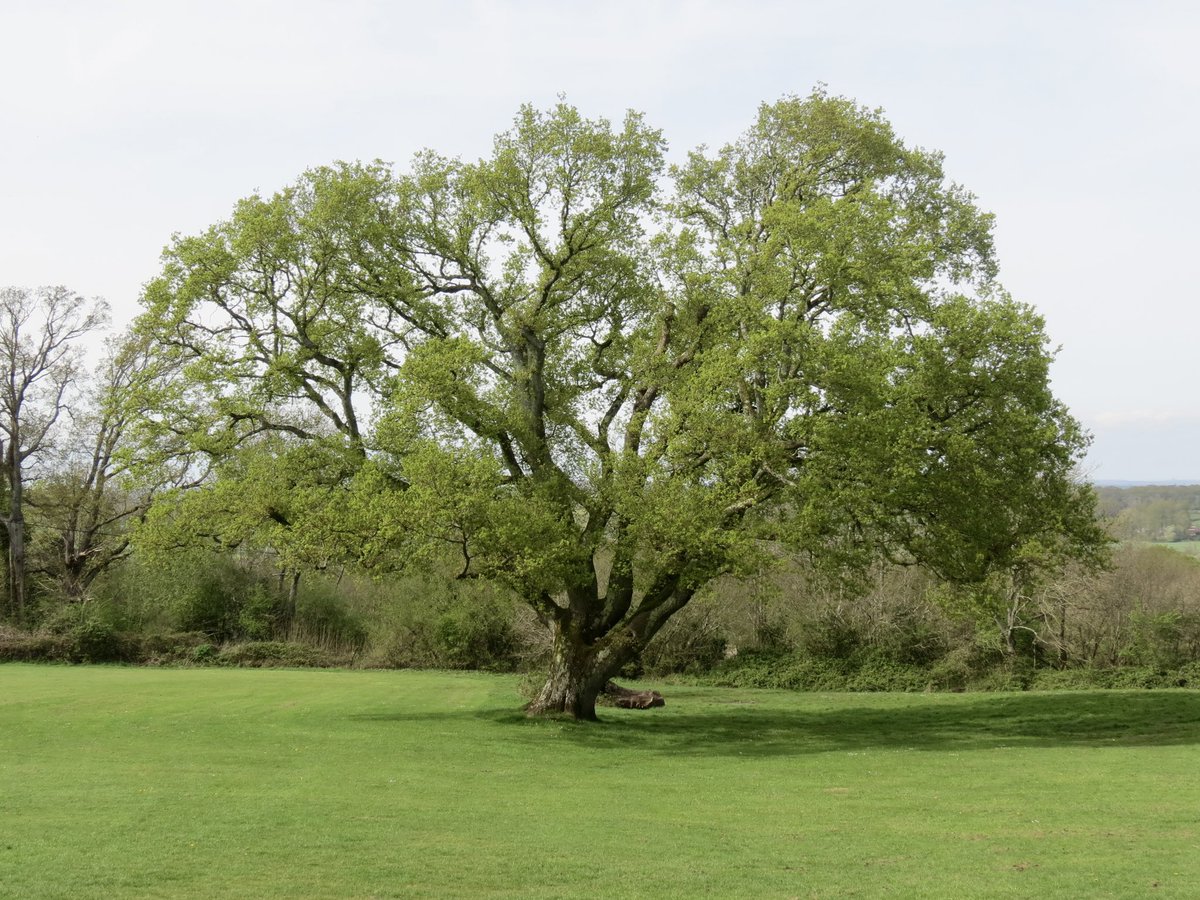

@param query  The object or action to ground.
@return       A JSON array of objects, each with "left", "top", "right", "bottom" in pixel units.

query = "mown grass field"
[
  {"left": 2, "top": 666, "right": 1199, "bottom": 898},
  {"left": 1152, "top": 540, "right": 1200, "bottom": 560}
]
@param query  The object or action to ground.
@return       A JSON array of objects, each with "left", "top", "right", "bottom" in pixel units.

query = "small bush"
[
  {"left": 215, "top": 641, "right": 341, "bottom": 668},
  {"left": 845, "top": 654, "right": 928, "bottom": 692},
  {"left": 136, "top": 631, "right": 209, "bottom": 664},
  {"left": 171, "top": 568, "right": 246, "bottom": 640},
  {"left": 192, "top": 643, "right": 218, "bottom": 663},
  {"left": 0, "top": 627, "right": 71, "bottom": 662},
  {"left": 703, "top": 646, "right": 1036, "bottom": 693},
  {"left": 1174, "top": 661, "right": 1200, "bottom": 687},
  {"left": 799, "top": 614, "right": 865, "bottom": 661},
  {"left": 236, "top": 584, "right": 279, "bottom": 642},
  {"left": 1104, "top": 666, "right": 1176, "bottom": 689},
  {"left": 1030, "top": 665, "right": 1200, "bottom": 691},
  {"left": 870, "top": 611, "right": 951, "bottom": 667},
  {"left": 291, "top": 584, "right": 368, "bottom": 652},
  {"left": 67, "top": 619, "right": 128, "bottom": 663},
  {"left": 705, "top": 650, "right": 851, "bottom": 691},
  {"left": 39, "top": 604, "right": 137, "bottom": 663},
  {"left": 638, "top": 607, "right": 728, "bottom": 677},
  {"left": 357, "top": 577, "right": 523, "bottom": 671},
  {"left": 926, "top": 648, "right": 974, "bottom": 692},
  {"left": 751, "top": 618, "right": 792, "bottom": 653},
  {"left": 433, "top": 595, "right": 518, "bottom": 671},
  {"left": 968, "top": 670, "right": 1031, "bottom": 692}
]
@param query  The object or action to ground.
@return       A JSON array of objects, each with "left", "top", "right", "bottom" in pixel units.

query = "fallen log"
[{"left": 602, "top": 681, "right": 665, "bottom": 709}]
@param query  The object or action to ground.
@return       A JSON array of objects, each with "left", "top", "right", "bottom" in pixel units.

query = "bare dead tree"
[
  {"left": 0, "top": 286, "right": 108, "bottom": 621},
  {"left": 28, "top": 330, "right": 205, "bottom": 600}
]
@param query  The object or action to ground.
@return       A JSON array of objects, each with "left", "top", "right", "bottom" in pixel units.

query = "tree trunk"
[
  {"left": 524, "top": 573, "right": 697, "bottom": 720},
  {"left": 0, "top": 509, "right": 8, "bottom": 621},
  {"left": 1058, "top": 595, "right": 1068, "bottom": 665},
  {"left": 526, "top": 629, "right": 610, "bottom": 721},
  {"left": 7, "top": 526, "right": 25, "bottom": 623},
  {"left": 7, "top": 458, "right": 25, "bottom": 623},
  {"left": 276, "top": 569, "right": 300, "bottom": 635}
]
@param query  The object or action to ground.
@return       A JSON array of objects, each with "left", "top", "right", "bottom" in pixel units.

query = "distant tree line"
[{"left": 1097, "top": 486, "right": 1200, "bottom": 542}]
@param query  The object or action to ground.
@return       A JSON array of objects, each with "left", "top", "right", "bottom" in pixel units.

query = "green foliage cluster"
[
  {"left": 679, "top": 637, "right": 1200, "bottom": 695},
  {"left": 6, "top": 553, "right": 523, "bottom": 671},
  {"left": 700, "top": 649, "right": 929, "bottom": 692},
  {"left": 1028, "top": 665, "right": 1200, "bottom": 690},
  {"left": 0, "top": 628, "right": 79, "bottom": 663},
  {"left": 350, "top": 576, "right": 525, "bottom": 671},
  {"left": 0, "top": 618, "right": 206, "bottom": 666},
  {"left": 648, "top": 536, "right": 1194, "bottom": 689},
  {"left": 9, "top": 533, "right": 1200, "bottom": 694},
  {"left": 651, "top": 539, "right": 1200, "bottom": 692},
  {"left": 42, "top": 605, "right": 134, "bottom": 663}
]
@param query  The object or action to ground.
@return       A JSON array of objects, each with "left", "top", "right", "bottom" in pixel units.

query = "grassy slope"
[{"left": 2, "top": 666, "right": 1199, "bottom": 898}]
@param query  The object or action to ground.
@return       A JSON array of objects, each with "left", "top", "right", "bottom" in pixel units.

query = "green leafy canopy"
[{"left": 134, "top": 89, "right": 1105, "bottom": 707}]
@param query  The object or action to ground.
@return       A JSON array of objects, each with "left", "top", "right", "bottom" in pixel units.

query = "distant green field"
[
  {"left": 3, "top": 666, "right": 1200, "bottom": 898},
  {"left": 1152, "top": 540, "right": 1200, "bottom": 560}
]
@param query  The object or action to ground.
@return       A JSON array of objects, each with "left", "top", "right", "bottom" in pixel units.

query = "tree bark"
[
  {"left": 525, "top": 579, "right": 693, "bottom": 720},
  {"left": 7, "top": 520, "right": 24, "bottom": 623},
  {"left": 6, "top": 440, "right": 25, "bottom": 623},
  {"left": 276, "top": 569, "right": 300, "bottom": 635},
  {"left": 525, "top": 628, "right": 611, "bottom": 721}
]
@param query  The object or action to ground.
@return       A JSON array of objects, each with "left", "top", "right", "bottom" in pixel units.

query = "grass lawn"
[{"left": 2, "top": 666, "right": 1199, "bottom": 898}]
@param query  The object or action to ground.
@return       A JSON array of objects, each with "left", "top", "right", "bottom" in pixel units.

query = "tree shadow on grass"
[
  {"left": 558, "top": 691, "right": 1200, "bottom": 757},
  {"left": 355, "top": 690, "right": 1200, "bottom": 758}
]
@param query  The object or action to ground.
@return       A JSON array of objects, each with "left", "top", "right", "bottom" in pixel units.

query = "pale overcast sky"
[{"left": 1, "top": 0, "right": 1196, "bottom": 481}]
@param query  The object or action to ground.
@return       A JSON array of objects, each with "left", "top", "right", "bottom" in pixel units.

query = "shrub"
[
  {"left": 191, "top": 643, "right": 218, "bottom": 663},
  {"left": 236, "top": 584, "right": 279, "bottom": 642},
  {"left": 1124, "top": 610, "right": 1200, "bottom": 670},
  {"left": 704, "top": 650, "right": 851, "bottom": 691},
  {"left": 845, "top": 654, "right": 928, "bottom": 692},
  {"left": 215, "top": 641, "right": 341, "bottom": 668},
  {"left": 1104, "top": 666, "right": 1176, "bottom": 689},
  {"left": 870, "top": 609, "right": 951, "bottom": 667},
  {"left": 138, "top": 631, "right": 209, "bottom": 664},
  {"left": 1174, "top": 661, "right": 1200, "bottom": 687},
  {"left": 65, "top": 618, "right": 128, "bottom": 663},
  {"left": 358, "top": 576, "right": 523, "bottom": 671},
  {"left": 926, "top": 648, "right": 974, "bottom": 692},
  {"left": 0, "top": 627, "right": 71, "bottom": 662},
  {"left": 799, "top": 613, "right": 865, "bottom": 661},
  {"left": 290, "top": 582, "right": 368, "bottom": 653},
  {"left": 703, "top": 645, "right": 1026, "bottom": 693},
  {"left": 638, "top": 606, "right": 728, "bottom": 676},
  {"left": 968, "top": 670, "right": 1031, "bottom": 692},
  {"left": 171, "top": 562, "right": 279, "bottom": 642},
  {"left": 39, "top": 603, "right": 136, "bottom": 663},
  {"left": 432, "top": 595, "right": 518, "bottom": 671},
  {"left": 1023, "top": 666, "right": 1193, "bottom": 691}
]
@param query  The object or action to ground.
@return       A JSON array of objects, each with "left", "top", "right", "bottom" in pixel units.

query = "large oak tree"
[{"left": 138, "top": 91, "right": 1103, "bottom": 718}]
